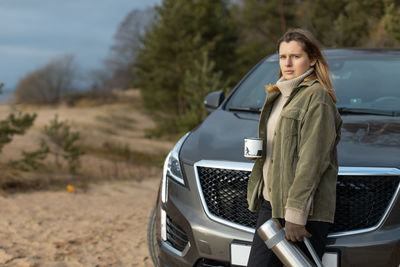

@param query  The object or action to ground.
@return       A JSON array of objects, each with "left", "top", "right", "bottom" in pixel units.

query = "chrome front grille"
[
  {"left": 196, "top": 163, "right": 400, "bottom": 234},
  {"left": 334, "top": 175, "right": 399, "bottom": 232},
  {"left": 197, "top": 167, "right": 257, "bottom": 229}
]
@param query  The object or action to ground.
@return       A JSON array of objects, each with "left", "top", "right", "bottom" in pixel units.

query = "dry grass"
[{"left": 0, "top": 89, "right": 175, "bottom": 193}]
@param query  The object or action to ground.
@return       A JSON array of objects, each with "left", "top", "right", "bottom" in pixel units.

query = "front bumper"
[{"left": 156, "top": 164, "right": 400, "bottom": 267}]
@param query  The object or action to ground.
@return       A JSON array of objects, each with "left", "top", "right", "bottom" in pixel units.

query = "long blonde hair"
[{"left": 267, "top": 29, "right": 337, "bottom": 103}]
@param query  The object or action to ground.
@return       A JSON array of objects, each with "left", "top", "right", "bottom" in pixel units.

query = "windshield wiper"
[
  {"left": 228, "top": 106, "right": 261, "bottom": 113},
  {"left": 338, "top": 107, "right": 400, "bottom": 117}
]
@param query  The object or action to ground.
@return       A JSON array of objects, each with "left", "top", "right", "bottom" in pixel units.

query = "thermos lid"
[{"left": 257, "top": 218, "right": 282, "bottom": 242}]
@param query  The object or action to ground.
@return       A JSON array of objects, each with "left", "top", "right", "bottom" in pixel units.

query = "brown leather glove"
[{"left": 285, "top": 221, "right": 312, "bottom": 242}]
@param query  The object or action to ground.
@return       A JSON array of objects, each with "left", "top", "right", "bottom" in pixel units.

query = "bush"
[
  {"left": 0, "top": 112, "right": 37, "bottom": 152},
  {"left": 9, "top": 140, "right": 50, "bottom": 171},
  {"left": 61, "top": 89, "right": 118, "bottom": 107},
  {"left": 14, "top": 55, "right": 77, "bottom": 104},
  {"left": 43, "top": 115, "right": 84, "bottom": 173}
]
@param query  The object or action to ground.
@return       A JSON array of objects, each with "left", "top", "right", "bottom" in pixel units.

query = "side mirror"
[{"left": 204, "top": 90, "right": 225, "bottom": 113}]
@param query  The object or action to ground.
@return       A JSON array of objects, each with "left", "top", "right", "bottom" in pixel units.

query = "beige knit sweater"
[{"left": 262, "top": 68, "right": 314, "bottom": 225}]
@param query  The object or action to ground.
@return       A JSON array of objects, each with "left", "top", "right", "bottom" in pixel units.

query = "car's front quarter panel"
[{"left": 156, "top": 163, "right": 254, "bottom": 266}]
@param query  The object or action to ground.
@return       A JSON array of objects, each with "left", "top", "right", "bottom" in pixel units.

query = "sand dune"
[{"left": 0, "top": 90, "right": 174, "bottom": 266}]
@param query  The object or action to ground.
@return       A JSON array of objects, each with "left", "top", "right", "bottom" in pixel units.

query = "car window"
[
  {"left": 226, "top": 56, "right": 400, "bottom": 112},
  {"left": 225, "top": 60, "right": 279, "bottom": 110},
  {"left": 331, "top": 59, "right": 400, "bottom": 111}
]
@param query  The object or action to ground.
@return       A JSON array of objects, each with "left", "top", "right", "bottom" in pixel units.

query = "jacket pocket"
[{"left": 279, "top": 108, "right": 305, "bottom": 137}]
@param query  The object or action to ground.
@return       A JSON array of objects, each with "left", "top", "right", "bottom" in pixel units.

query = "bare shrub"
[
  {"left": 14, "top": 54, "right": 77, "bottom": 104},
  {"left": 61, "top": 89, "right": 118, "bottom": 107}
]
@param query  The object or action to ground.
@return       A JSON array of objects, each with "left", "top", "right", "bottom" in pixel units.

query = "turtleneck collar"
[{"left": 276, "top": 68, "right": 314, "bottom": 97}]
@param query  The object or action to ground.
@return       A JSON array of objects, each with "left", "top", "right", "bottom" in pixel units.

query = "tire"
[{"left": 147, "top": 202, "right": 160, "bottom": 267}]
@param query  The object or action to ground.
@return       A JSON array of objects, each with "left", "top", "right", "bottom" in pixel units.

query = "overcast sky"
[{"left": 0, "top": 0, "right": 161, "bottom": 90}]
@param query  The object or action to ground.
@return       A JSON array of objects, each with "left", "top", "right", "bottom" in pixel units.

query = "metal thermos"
[{"left": 257, "top": 219, "right": 323, "bottom": 267}]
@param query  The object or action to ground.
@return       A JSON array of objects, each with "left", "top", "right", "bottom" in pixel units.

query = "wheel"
[{"left": 147, "top": 202, "right": 160, "bottom": 267}]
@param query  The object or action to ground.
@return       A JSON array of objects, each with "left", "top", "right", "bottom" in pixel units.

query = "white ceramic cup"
[{"left": 244, "top": 138, "right": 263, "bottom": 159}]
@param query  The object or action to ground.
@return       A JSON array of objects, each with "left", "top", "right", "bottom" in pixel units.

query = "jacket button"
[
  {"left": 268, "top": 188, "right": 271, "bottom": 192},
  {"left": 274, "top": 132, "right": 276, "bottom": 136},
  {"left": 271, "top": 159, "right": 273, "bottom": 163}
]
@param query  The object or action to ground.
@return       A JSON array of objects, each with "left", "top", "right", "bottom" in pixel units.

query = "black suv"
[{"left": 148, "top": 49, "right": 400, "bottom": 267}]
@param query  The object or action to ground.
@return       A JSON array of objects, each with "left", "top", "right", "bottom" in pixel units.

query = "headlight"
[{"left": 161, "top": 132, "right": 190, "bottom": 203}]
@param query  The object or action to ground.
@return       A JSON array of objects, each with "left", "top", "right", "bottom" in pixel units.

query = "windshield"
[{"left": 226, "top": 56, "right": 400, "bottom": 112}]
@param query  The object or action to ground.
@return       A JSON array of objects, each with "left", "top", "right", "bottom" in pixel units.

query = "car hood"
[{"left": 180, "top": 109, "right": 400, "bottom": 168}]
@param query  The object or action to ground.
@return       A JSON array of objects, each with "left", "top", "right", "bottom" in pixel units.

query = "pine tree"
[
  {"left": 297, "top": 0, "right": 346, "bottom": 47},
  {"left": 231, "top": 0, "right": 300, "bottom": 79},
  {"left": 179, "top": 51, "right": 227, "bottom": 132},
  {"left": 0, "top": 113, "right": 37, "bottom": 152},
  {"left": 299, "top": 0, "right": 387, "bottom": 47},
  {"left": 333, "top": 0, "right": 385, "bottom": 47},
  {"left": 134, "top": 0, "right": 237, "bottom": 120},
  {"left": 383, "top": 1, "right": 400, "bottom": 42}
]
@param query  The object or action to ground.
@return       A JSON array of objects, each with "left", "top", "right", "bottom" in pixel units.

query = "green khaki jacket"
[{"left": 247, "top": 79, "right": 342, "bottom": 223}]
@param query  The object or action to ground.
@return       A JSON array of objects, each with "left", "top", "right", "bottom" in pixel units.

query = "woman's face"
[{"left": 279, "top": 41, "right": 316, "bottom": 80}]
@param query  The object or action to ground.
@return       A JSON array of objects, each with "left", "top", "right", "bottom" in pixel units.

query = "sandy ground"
[
  {"left": 0, "top": 90, "right": 175, "bottom": 266},
  {"left": 0, "top": 177, "right": 159, "bottom": 267}
]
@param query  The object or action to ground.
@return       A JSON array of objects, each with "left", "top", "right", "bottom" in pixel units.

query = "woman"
[{"left": 246, "top": 29, "right": 342, "bottom": 266}]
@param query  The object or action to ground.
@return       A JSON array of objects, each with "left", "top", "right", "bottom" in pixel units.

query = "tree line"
[
  {"left": 134, "top": 0, "right": 400, "bottom": 136},
  {"left": 14, "top": 0, "right": 400, "bottom": 137}
]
